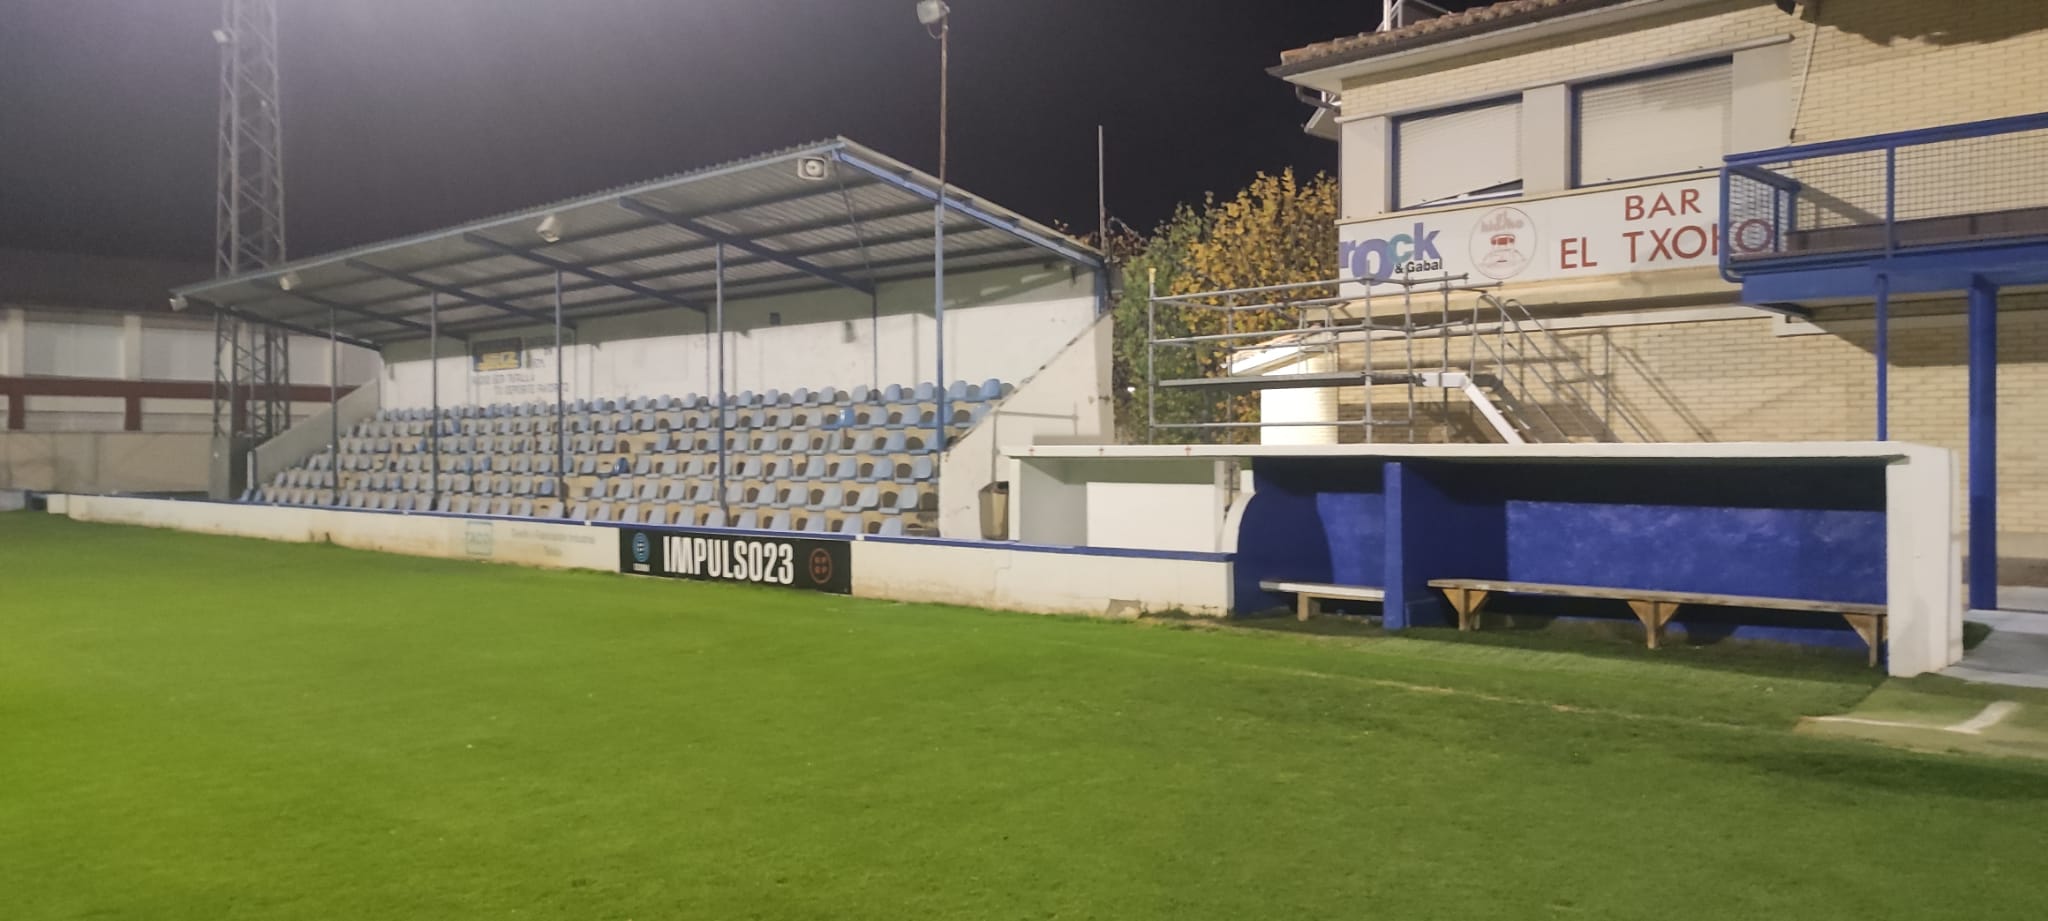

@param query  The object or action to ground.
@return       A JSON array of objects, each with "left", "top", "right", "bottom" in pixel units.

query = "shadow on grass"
[
  {"left": 1701, "top": 746, "right": 2048, "bottom": 799},
  {"left": 1153, "top": 603, "right": 1885, "bottom": 687}
]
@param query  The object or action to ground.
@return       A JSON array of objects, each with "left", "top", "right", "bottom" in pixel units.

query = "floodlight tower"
[{"left": 211, "top": 0, "right": 291, "bottom": 495}]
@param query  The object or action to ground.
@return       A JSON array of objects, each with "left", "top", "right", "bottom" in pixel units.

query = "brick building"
[{"left": 1264, "top": 0, "right": 2048, "bottom": 587}]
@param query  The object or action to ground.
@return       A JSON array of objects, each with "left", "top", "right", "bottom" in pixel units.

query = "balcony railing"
[{"left": 1720, "top": 111, "right": 2048, "bottom": 279}]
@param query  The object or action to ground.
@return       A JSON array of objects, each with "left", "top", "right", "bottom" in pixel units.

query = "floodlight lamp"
[
  {"left": 278, "top": 271, "right": 302, "bottom": 291},
  {"left": 915, "top": 0, "right": 949, "bottom": 27},
  {"left": 169, "top": 294, "right": 190, "bottom": 311},
  {"left": 536, "top": 214, "right": 564, "bottom": 244},
  {"left": 212, "top": 29, "right": 233, "bottom": 45}
]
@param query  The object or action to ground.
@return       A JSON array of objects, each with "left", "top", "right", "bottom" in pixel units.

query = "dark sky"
[{"left": 0, "top": 0, "right": 1428, "bottom": 264}]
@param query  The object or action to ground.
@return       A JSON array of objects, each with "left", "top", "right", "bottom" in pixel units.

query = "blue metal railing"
[{"left": 1719, "top": 111, "right": 2048, "bottom": 280}]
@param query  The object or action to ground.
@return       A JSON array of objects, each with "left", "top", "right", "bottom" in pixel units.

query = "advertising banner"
[
  {"left": 1338, "top": 176, "right": 1736, "bottom": 287},
  {"left": 618, "top": 526, "right": 853, "bottom": 594}
]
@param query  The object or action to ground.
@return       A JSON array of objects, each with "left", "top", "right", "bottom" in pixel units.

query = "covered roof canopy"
[{"left": 174, "top": 139, "right": 1102, "bottom": 350}]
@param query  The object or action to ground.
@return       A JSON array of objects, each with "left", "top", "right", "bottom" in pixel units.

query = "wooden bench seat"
[
  {"left": 1427, "top": 578, "right": 1887, "bottom": 667},
  {"left": 1259, "top": 580, "right": 1385, "bottom": 622}
]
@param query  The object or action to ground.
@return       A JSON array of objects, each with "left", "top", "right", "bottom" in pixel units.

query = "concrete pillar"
[
  {"left": 1521, "top": 84, "right": 1572, "bottom": 194},
  {"left": 121, "top": 314, "right": 144, "bottom": 379},
  {"left": 1339, "top": 115, "right": 1391, "bottom": 221},
  {"left": 1, "top": 307, "right": 24, "bottom": 376},
  {"left": 1731, "top": 43, "right": 1794, "bottom": 154}
]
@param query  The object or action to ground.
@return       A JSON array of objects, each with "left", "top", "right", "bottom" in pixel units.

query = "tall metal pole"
[
  {"left": 554, "top": 270, "right": 567, "bottom": 517},
  {"left": 429, "top": 291, "right": 441, "bottom": 512},
  {"left": 715, "top": 243, "right": 728, "bottom": 521},
  {"left": 932, "top": 7, "right": 949, "bottom": 452},
  {"left": 211, "top": 0, "right": 290, "bottom": 491},
  {"left": 1097, "top": 124, "right": 1108, "bottom": 249}
]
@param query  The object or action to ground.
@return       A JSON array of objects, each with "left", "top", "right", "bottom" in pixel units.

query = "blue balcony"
[
  {"left": 1716, "top": 112, "right": 2048, "bottom": 611},
  {"left": 1719, "top": 111, "right": 2048, "bottom": 305}
]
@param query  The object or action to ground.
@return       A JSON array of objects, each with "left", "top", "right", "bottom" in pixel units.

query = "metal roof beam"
[
  {"left": 205, "top": 304, "right": 383, "bottom": 351},
  {"left": 620, "top": 196, "right": 876, "bottom": 295},
  {"left": 830, "top": 150, "right": 1103, "bottom": 270},
  {"left": 404, "top": 242, "right": 1049, "bottom": 341},
  {"left": 266, "top": 284, "right": 468, "bottom": 343},
  {"left": 311, "top": 218, "right": 1000, "bottom": 332},
  {"left": 343, "top": 259, "right": 574, "bottom": 331},
  {"left": 460, "top": 233, "right": 709, "bottom": 315},
  {"left": 261, "top": 201, "right": 942, "bottom": 329}
]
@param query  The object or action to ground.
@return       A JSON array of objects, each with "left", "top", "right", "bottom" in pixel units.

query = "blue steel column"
[
  {"left": 1874, "top": 273, "right": 1890, "bottom": 440},
  {"left": 1968, "top": 277, "right": 1999, "bottom": 610}
]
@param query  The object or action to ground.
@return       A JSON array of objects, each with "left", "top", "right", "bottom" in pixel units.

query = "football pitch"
[{"left": 5, "top": 512, "right": 2048, "bottom": 920}]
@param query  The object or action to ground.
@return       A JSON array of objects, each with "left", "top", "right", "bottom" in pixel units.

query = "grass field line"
[
  {"left": 1808, "top": 700, "right": 2022, "bottom": 736},
  {"left": 1030, "top": 633, "right": 1817, "bottom": 737}
]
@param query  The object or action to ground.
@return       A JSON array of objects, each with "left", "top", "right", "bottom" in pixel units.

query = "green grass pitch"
[{"left": 5, "top": 511, "right": 2048, "bottom": 919}]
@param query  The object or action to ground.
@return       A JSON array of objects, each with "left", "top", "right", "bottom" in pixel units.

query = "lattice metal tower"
[{"left": 212, "top": 0, "right": 291, "bottom": 492}]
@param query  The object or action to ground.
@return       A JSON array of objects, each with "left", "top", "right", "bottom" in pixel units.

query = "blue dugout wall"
[{"left": 1234, "top": 457, "right": 1888, "bottom": 650}]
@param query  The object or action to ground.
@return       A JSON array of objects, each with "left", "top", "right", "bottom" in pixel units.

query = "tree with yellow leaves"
[{"left": 1111, "top": 169, "right": 1338, "bottom": 442}]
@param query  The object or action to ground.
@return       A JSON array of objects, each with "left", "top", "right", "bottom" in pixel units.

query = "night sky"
[{"left": 0, "top": 1, "right": 1465, "bottom": 265}]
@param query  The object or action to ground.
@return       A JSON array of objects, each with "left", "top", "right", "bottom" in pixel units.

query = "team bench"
[
  {"left": 1259, "top": 580, "right": 1386, "bottom": 622},
  {"left": 1427, "top": 579, "right": 1888, "bottom": 667}
]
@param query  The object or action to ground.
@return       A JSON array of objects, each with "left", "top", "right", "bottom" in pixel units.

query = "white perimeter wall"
[
  {"left": 0, "top": 433, "right": 212, "bottom": 493},
  {"left": 377, "top": 263, "right": 1101, "bottom": 409},
  {"left": 51, "top": 496, "right": 1233, "bottom": 619},
  {"left": 937, "top": 313, "right": 1114, "bottom": 538}
]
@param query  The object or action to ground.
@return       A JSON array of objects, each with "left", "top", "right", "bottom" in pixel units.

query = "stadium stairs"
[{"left": 244, "top": 380, "right": 1013, "bottom": 538}]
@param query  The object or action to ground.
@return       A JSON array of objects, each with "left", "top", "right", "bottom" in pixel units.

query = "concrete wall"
[
  {"left": 378, "top": 263, "right": 1101, "bottom": 411},
  {"left": 52, "top": 495, "right": 1233, "bottom": 619},
  {"left": 1008, "top": 456, "right": 1233, "bottom": 554},
  {"left": 0, "top": 305, "right": 380, "bottom": 432},
  {"left": 0, "top": 432, "right": 212, "bottom": 493},
  {"left": 250, "top": 379, "right": 382, "bottom": 495},
  {"left": 937, "top": 313, "right": 1115, "bottom": 538},
  {"left": 1009, "top": 441, "right": 1962, "bottom": 677}
]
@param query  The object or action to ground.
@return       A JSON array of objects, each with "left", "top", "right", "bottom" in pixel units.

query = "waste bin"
[{"left": 978, "top": 481, "right": 1010, "bottom": 540}]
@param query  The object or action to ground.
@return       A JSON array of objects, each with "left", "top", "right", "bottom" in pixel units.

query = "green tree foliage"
[{"left": 1107, "top": 170, "right": 1338, "bottom": 442}]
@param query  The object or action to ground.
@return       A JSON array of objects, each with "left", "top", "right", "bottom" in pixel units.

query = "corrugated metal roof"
[{"left": 174, "top": 139, "right": 1101, "bottom": 348}]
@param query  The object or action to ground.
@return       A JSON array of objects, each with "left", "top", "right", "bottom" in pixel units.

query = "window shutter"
[
  {"left": 1395, "top": 100, "right": 1521, "bottom": 209},
  {"left": 1576, "top": 62, "right": 1732, "bottom": 185}
]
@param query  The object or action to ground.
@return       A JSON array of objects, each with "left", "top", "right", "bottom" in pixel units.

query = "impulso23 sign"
[{"left": 618, "top": 527, "right": 852, "bottom": 594}]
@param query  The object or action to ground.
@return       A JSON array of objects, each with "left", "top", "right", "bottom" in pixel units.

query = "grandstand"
[
  {"left": 251, "top": 380, "right": 1014, "bottom": 535},
  {"left": 173, "top": 139, "right": 1111, "bottom": 540}
]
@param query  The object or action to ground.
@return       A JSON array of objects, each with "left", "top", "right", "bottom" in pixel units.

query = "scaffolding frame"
[{"left": 1143, "top": 272, "right": 1641, "bottom": 445}]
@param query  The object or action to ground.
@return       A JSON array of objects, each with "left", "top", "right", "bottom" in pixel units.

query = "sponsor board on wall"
[
  {"left": 1338, "top": 177, "right": 1744, "bottom": 289},
  {"left": 469, "top": 334, "right": 572, "bottom": 402},
  {"left": 618, "top": 527, "right": 853, "bottom": 594}
]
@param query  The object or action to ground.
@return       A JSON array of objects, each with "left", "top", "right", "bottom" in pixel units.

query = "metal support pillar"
[
  {"left": 933, "top": 197, "right": 948, "bottom": 451},
  {"left": 429, "top": 292, "right": 441, "bottom": 512},
  {"left": 715, "top": 244, "right": 728, "bottom": 520},
  {"left": 1874, "top": 272, "right": 1890, "bottom": 441},
  {"left": 554, "top": 270, "right": 567, "bottom": 516},
  {"left": 1968, "top": 277, "right": 1999, "bottom": 611},
  {"left": 327, "top": 303, "right": 338, "bottom": 506}
]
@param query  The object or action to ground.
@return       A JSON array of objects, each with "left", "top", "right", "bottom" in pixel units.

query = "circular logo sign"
[
  {"left": 807, "top": 548, "right": 835, "bottom": 586},
  {"left": 631, "top": 532, "right": 651, "bottom": 564},
  {"left": 1470, "top": 207, "right": 1537, "bottom": 280}
]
